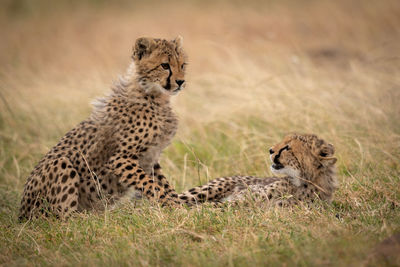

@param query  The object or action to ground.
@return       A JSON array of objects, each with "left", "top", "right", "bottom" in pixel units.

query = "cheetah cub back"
[
  {"left": 179, "top": 133, "right": 338, "bottom": 207},
  {"left": 19, "top": 36, "right": 189, "bottom": 220}
]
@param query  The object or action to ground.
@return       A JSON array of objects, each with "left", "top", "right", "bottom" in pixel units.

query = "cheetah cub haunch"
[
  {"left": 19, "top": 37, "right": 188, "bottom": 220},
  {"left": 179, "top": 133, "right": 338, "bottom": 207}
]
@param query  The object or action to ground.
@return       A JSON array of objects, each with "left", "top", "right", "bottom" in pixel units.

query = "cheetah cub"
[
  {"left": 179, "top": 133, "right": 338, "bottom": 207},
  {"left": 19, "top": 37, "right": 188, "bottom": 220}
]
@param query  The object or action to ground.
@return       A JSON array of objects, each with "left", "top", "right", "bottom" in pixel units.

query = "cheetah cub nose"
[
  {"left": 176, "top": 80, "right": 185, "bottom": 86},
  {"left": 269, "top": 148, "right": 274, "bottom": 154}
]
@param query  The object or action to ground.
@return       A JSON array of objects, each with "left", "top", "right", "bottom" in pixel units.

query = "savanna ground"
[{"left": 1, "top": 0, "right": 400, "bottom": 266}]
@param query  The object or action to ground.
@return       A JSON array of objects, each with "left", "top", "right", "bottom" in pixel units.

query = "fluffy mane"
[{"left": 90, "top": 63, "right": 135, "bottom": 122}]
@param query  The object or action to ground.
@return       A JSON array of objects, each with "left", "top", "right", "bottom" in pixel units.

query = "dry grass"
[{"left": 0, "top": 0, "right": 400, "bottom": 266}]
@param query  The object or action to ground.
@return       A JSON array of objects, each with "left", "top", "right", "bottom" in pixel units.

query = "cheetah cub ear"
[
  {"left": 173, "top": 35, "right": 183, "bottom": 46},
  {"left": 319, "top": 143, "right": 337, "bottom": 167},
  {"left": 173, "top": 35, "right": 183, "bottom": 51},
  {"left": 132, "top": 37, "right": 156, "bottom": 61}
]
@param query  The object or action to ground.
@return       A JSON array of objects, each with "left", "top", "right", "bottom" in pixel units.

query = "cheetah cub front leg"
[{"left": 108, "top": 154, "right": 180, "bottom": 205}]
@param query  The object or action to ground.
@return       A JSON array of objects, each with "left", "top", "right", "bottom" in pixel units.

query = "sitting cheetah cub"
[
  {"left": 179, "top": 133, "right": 338, "bottom": 207},
  {"left": 19, "top": 37, "right": 189, "bottom": 220}
]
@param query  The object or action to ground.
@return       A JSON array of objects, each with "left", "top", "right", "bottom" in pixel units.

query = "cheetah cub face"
[
  {"left": 133, "top": 36, "right": 187, "bottom": 96},
  {"left": 269, "top": 133, "right": 337, "bottom": 187}
]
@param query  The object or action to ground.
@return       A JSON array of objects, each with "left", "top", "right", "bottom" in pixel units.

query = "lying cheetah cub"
[
  {"left": 19, "top": 37, "right": 188, "bottom": 220},
  {"left": 179, "top": 133, "right": 338, "bottom": 207}
]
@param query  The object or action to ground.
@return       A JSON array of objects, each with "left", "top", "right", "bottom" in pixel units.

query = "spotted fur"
[
  {"left": 19, "top": 37, "right": 188, "bottom": 220},
  {"left": 179, "top": 133, "right": 338, "bottom": 207}
]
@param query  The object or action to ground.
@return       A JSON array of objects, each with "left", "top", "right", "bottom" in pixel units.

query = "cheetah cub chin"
[
  {"left": 19, "top": 37, "right": 189, "bottom": 220},
  {"left": 179, "top": 133, "right": 338, "bottom": 207}
]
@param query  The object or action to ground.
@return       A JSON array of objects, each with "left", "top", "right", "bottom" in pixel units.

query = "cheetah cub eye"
[{"left": 161, "top": 63, "right": 170, "bottom": 69}]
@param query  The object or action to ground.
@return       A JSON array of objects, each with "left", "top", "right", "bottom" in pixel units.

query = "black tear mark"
[
  {"left": 165, "top": 66, "right": 172, "bottom": 90},
  {"left": 276, "top": 145, "right": 289, "bottom": 159}
]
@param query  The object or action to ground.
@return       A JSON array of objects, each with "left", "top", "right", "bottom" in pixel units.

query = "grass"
[{"left": 1, "top": 0, "right": 400, "bottom": 266}]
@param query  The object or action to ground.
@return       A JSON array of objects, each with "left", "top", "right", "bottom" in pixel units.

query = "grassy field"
[{"left": 1, "top": 0, "right": 400, "bottom": 266}]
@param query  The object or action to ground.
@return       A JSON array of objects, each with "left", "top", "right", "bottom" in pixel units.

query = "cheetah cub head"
[
  {"left": 132, "top": 36, "right": 187, "bottom": 96},
  {"left": 269, "top": 133, "right": 337, "bottom": 188}
]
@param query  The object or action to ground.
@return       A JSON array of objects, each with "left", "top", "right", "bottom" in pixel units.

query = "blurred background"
[
  {"left": 1, "top": 1, "right": 400, "bottom": 265},
  {"left": 0, "top": 0, "right": 399, "bottom": 191}
]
